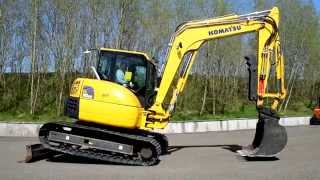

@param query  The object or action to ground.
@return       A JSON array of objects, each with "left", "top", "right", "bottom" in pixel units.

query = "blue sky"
[
  {"left": 229, "top": 0, "right": 320, "bottom": 14},
  {"left": 313, "top": 0, "right": 320, "bottom": 13}
]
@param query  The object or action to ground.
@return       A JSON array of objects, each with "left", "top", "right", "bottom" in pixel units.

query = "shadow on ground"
[
  {"left": 167, "top": 144, "right": 242, "bottom": 154},
  {"left": 166, "top": 144, "right": 279, "bottom": 161}
]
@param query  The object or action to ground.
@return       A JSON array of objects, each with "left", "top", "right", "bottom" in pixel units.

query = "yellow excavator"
[{"left": 26, "top": 7, "right": 287, "bottom": 165}]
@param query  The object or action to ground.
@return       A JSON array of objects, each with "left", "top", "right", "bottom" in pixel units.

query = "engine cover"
[{"left": 66, "top": 78, "right": 144, "bottom": 129}]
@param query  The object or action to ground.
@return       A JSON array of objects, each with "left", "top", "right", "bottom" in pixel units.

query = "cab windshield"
[{"left": 97, "top": 50, "right": 147, "bottom": 93}]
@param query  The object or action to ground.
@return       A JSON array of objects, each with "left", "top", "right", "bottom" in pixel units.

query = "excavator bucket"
[{"left": 237, "top": 108, "right": 287, "bottom": 157}]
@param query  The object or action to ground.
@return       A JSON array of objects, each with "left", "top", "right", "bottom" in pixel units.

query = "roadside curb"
[
  {"left": 0, "top": 117, "right": 310, "bottom": 137},
  {"left": 154, "top": 116, "right": 310, "bottom": 134},
  {"left": 0, "top": 123, "right": 42, "bottom": 137}
]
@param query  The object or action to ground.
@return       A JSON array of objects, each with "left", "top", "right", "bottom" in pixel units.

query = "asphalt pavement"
[{"left": 0, "top": 126, "right": 319, "bottom": 180}]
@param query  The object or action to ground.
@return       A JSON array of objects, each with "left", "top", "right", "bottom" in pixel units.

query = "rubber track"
[{"left": 39, "top": 122, "right": 162, "bottom": 166}]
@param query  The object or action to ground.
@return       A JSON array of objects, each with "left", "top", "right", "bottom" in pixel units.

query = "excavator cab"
[
  {"left": 96, "top": 49, "right": 157, "bottom": 108},
  {"left": 63, "top": 48, "right": 159, "bottom": 128}
]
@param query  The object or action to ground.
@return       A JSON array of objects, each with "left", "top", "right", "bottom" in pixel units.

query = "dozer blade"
[
  {"left": 25, "top": 143, "right": 57, "bottom": 163},
  {"left": 237, "top": 108, "right": 287, "bottom": 157}
]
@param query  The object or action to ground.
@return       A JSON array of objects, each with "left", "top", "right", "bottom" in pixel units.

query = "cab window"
[{"left": 97, "top": 50, "right": 148, "bottom": 96}]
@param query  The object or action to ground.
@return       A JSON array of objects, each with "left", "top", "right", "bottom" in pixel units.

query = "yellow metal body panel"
[
  {"left": 79, "top": 98, "right": 142, "bottom": 128},
  {"left": 72, "top": 78, "right": 144, "bottom": 129},
  {"left": 80, "top": 78, "right": 141, "bottom": 107}
]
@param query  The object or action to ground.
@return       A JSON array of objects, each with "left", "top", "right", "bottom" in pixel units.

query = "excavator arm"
[
  {"left": 148, "top": 7, "right": 286, "bottom": 121},
  {"left": 147, "top": 7, "right": 287, "bottom": 157}
]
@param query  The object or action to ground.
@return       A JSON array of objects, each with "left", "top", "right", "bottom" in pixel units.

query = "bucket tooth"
[{"left": 237, "top": 108, "right": 287, "bottom": 157}]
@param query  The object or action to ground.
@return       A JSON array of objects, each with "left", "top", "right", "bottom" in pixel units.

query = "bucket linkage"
[{"left": 238, "top": 108, "right": 287, "bottom": 157}]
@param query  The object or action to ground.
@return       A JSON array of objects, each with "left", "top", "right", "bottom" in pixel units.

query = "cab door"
[{"left": 144, "top": 62, "right": 157, "bottom": 108}]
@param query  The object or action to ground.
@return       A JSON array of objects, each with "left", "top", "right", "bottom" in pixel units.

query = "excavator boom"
[{"left": 148, "top": 7, "right": 286, "bottom": 121}]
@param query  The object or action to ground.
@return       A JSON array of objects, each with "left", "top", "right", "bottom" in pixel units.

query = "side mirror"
[
  {"left": 90, "top": 66, "right": 101, "bottom": 80},
  {"left": 83, "top": 48, "right": 98, "bottom": 54}
]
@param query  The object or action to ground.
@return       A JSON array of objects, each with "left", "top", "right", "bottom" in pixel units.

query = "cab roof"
[{"left": 99, "top": 48, "right": 155, "bottom": 65}]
